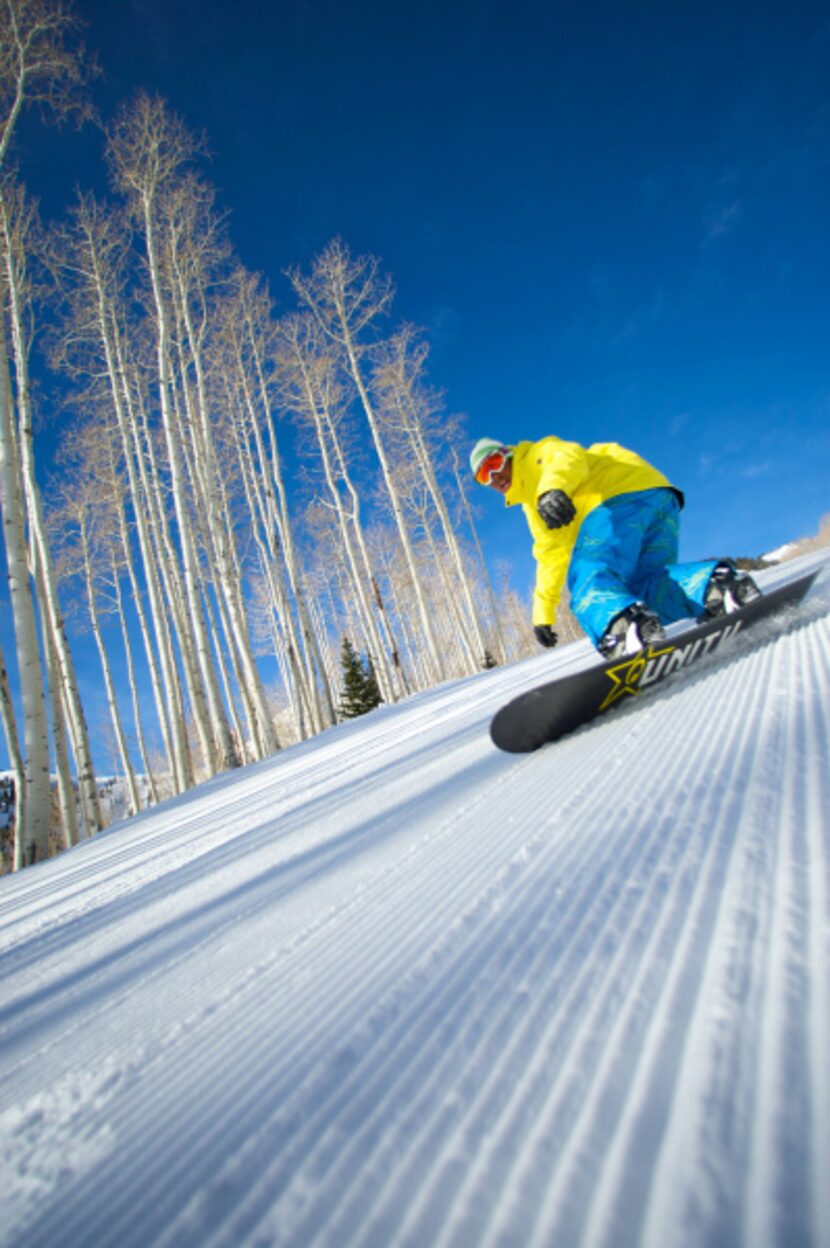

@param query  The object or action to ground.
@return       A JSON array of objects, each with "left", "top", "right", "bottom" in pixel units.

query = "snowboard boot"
[
  {"left": 597, "top": 602, "right": 665, "bottom": 659},
  {"left": 703, "top": 562, "right": 761, "bottom": 617}
]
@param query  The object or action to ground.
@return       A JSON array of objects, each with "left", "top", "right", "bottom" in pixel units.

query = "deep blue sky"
[{"left": 11, "top": 0, "right": 830, "bottom": 630}]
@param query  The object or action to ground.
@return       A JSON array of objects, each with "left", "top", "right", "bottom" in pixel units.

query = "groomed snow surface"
[{"left": 1, "top": 553, "right": 829, "bottom": 1248}]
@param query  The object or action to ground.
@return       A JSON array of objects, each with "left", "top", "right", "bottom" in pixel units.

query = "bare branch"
[{"left": 0, "top": 0, "right": 98, "bottom": 170}]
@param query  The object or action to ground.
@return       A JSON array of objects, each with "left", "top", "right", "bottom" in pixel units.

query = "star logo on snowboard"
[{"left": 600, "top": 642, "right": 675, "bottom": 712}]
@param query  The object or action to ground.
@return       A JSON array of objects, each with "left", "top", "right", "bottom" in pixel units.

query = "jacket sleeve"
[
  {"left": 536, "top": 438, "right": 590, "bottom": 499},
  {"left": 531, "top": 529, "right": 574, "bottom": 626}
]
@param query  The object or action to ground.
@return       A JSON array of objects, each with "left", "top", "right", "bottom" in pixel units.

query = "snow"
[
  {"left": 1, "top": 553, "right": 829, "bottom": 1248},
  {"left": 763, "top": 541, "right": 800, "bottom": 563}
]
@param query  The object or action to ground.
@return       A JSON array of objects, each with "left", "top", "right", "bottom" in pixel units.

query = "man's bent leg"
[
  {"left": 628, "top": 492, "right": 719, "bottom": 622},
  {"left": 569, "top": 491, "right": 668, "bottom": 646}
]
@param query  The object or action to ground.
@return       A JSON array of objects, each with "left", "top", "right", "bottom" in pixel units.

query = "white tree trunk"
[
  {"left": 81, "top": 528, "right": 141, "bottom": 816},
  {"left": 451, "top": 450, "right": 507, "bottom": 663},
  {"left": 140, "top": 191, "right": 238, "bottom": 772},
  {"left": 1, "top": 194, "right": 101, "bottom": 839},
  {"left": 231, "top": 294, "right": 335, "bottom": 729},
  {"left": 342, "top": 333, "right": 445, "bottom": 683},
  {"left": 290, "top": 243, "right": 447, "bottom": 684},
  {"left": 37, "top": 580, "right": 79, "bottom": 849},
  {"left": 276, "top": 316, "right": 403, "bottom": 701},
  {"left": 173, "top": 275, "right": 278, "bottom": 758},
  {"left": 0, "top": 276, "right": 51, "bottom": 864},
  {"left": 111, "top": 561, "right": 157, "bottom": 805},
  {"left": 372, "top": 328, "right": 491, "bottom": 671},
  {"left": 107, "top": 310, "right": 193, "bottom": 790}
]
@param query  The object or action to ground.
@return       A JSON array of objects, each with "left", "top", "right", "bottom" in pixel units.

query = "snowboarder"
[{"left": 470, "top": 436, "right": 760, "bottom": 657}]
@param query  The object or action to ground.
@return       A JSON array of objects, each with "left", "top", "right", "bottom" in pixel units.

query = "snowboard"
[{"left": 490, "top": 568, "right": 820, "bottom": 753}]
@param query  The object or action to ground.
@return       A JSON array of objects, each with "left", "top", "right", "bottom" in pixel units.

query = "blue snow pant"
[{"left": 568, "top": 488, "right": 718, "bottom": 648}]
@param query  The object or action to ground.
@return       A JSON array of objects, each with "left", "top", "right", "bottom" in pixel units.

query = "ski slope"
[{"left": 1, "top": 554, "right": 828, "bottom": 1248}]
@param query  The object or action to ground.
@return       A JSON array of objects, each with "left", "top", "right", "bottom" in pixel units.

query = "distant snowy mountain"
[
  {"left": 1, "top": 553, "right": 828, "bottom": 1248},
  {"left": 763, "top": 540, "right": 800, "bottom": 562}
]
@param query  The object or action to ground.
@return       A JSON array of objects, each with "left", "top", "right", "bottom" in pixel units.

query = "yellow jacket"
[{"left": 504, "top": 437, "right": 680, "bottom": 626}]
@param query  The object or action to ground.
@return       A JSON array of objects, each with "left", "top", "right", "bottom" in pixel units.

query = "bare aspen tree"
[
  {"left": 2, "top": 187, "right": 91, "bottom": 859},
  {"left": 37, "top": 603, "right": 78, "bottom": 849},
  {"left": 109, "top": 555, "right": 157, "bottom": 804},
  {"left": 162, "top": 181, "right": 277, "bottom": 758},
  {"left": 221, "top": 368, "right": 309, "bottom": 737},
  {"left": 387, "top": 459, "right": 472, "bottom": 673},
  {"left": 0, "top": 0, "right": 95, "bottom": 169},
  {"left": 372, "top": 325, "right": 491, "bottom": 670},
  {"left": 222, "top": 269, "right": 334, "bottom": 733},
  {"left": 301, "top": 501, "right": 370, "bottom": 692},
  {"left": 358, "top": 522, "right": 419, "bottom": 685},
  {"left": 106, "top": 92, "right": 238, "bottom": 774},
  {"left": 289, "top": 238, "right": 447, "bottom": 685},
  {"left": 275, "top": 312, "right": 404, "bottom": 702},
  {"left": 0, "top": 0, "right": 96, "bottom": 865},
  {"left": 303, "top": 564, "right": 342, "bottom": 701},
  {"left": 449, "top": 447, "right": 507, "bottom": 663},
  {"left": 0, "top": 302, "right": 50, "bottom": 863},
  {"left": 327, "top": 426, "right": 408, "bottom": 694},
  {"left": 249, "top": 302, "right": 336, "bottom": 733},
  {"left": 52, "top": 192, "right": 195, "bottom": 790},
  {"left": 113, "top": 310, "right": 197, "bottom": 786},
  {"left": 492, "top": 562, "right": 542, "bottom": 659},
  {"left": 50, "top": 428, "right": 141, "bottom": 814},
  {"left": 1, "top": 178, "right": 101, "bottom": 840}
]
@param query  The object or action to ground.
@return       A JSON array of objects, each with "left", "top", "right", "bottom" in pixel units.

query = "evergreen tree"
[
  {"left": 482, "top": 649, "right": 498, "bottom": 669},
  {"left": 338, "top": 637, "right": 383, "bottom": 719}
]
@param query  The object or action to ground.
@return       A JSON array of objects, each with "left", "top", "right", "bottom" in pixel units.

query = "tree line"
[{"left": 0, "top": 0, "right": 552, "bottom": 871}]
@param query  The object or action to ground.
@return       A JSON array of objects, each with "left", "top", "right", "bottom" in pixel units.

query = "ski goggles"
[{"left": 475, "top": 448, "right": 510, "bottom": 485}]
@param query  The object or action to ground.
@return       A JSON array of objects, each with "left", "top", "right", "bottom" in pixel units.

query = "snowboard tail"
[{"left": 490, "top": 569, "right": 820, "bottom": 754}]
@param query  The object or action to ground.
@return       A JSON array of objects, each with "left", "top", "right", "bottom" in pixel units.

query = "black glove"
[
  {"left": 534, "top": 624, "right": 559, "bottom": 648},
  {"left": 537, "top": 489, "right": 576, "bottom": 529}
]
